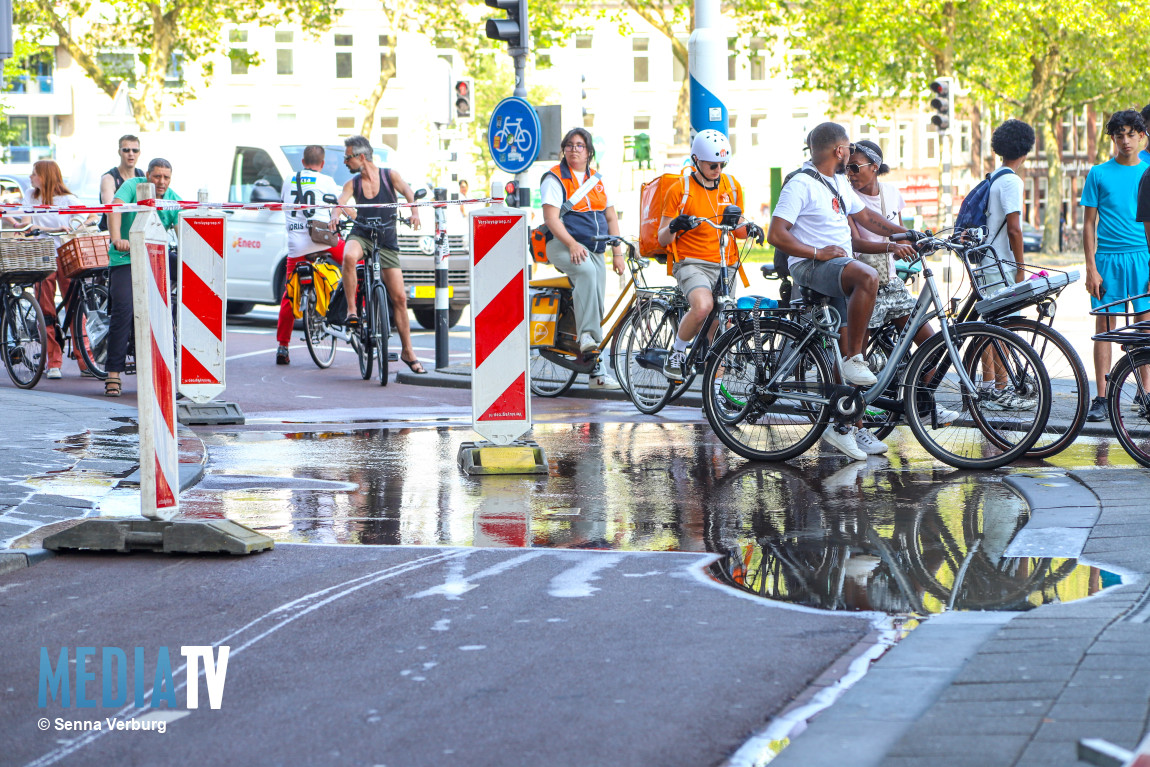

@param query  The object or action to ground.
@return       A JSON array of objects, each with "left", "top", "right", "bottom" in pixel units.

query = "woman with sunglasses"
[{"left": 540, "top": 127, "right": 625, "bottom": 390}]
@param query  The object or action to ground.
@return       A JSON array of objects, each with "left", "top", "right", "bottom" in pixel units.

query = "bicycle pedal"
[{"left": 388, "top": 352, "right": 398, "bottom": 362}]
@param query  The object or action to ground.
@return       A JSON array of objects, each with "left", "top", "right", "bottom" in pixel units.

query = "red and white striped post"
[
  {"left": 460, "top": 205, "right": 546, "bottom": 474},
  {"left": 175, "top": 204, "right": 244, "bottom": 425},
  {"left": 129, "top": 207, "right": 180, "bottom": 520}
]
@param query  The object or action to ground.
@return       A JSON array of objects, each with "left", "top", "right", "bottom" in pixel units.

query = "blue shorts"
[{"left": 1092, "top": 250, "right": 1150, "bottom": 314}]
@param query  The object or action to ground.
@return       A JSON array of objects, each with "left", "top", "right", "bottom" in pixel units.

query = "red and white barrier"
[
  {"left": 177, "top": 212, "right": 227, "bottom": 400},
  {"left": 129, "top": 210, "right": 180, "bottom": 520},
  {"left": 469, "top": 207, "right": 530, "bottom": 445}
]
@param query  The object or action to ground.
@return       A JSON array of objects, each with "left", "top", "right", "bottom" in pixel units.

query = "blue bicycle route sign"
[{"left": 488, "top": 97, "right": 540, "bottom": 175}]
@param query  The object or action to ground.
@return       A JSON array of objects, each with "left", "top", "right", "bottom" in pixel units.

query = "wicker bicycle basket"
[
  {"left": 58, "top": 233, "right": 110, "bottom": 279},
  {"left": 0, "top": 236, "right": 56, "bottom": 281}
]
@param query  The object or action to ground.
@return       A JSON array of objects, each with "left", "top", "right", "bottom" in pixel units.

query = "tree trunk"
[
  {"left": 360, "top": 49, "right": 397, "bottom": 139},
  {"left": 674, "top": 77, "right": 690, "bottom": 145},
  {"left": 132, "top": 10, "right": 175, "bottom": 131},
  {"left": 1094, "top": 110, "right": 1112, "bottom": 165},
  {"left": 1041, "top": 112, "right": 1062, "bottom": 256}
]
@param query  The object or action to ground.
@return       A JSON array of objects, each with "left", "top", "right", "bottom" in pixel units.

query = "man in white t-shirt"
[
  {"left": 768, "top": 122, "right": 913, "bottom": 460},
  {"left": 275, "top": 145, "right": 346, "bottom": 365},
  {"left": 984, "top": 119, "right": 1032, "bottom": 285}
]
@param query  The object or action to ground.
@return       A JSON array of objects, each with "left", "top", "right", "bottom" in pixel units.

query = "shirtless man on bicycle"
[
  {"left": 334, "top": 135, "right": 427, "bottom": 374},
  {"left": 656, "top": 130, "right": 764, "bottom": 380}
]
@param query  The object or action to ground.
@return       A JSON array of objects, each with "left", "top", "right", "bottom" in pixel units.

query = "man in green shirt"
[{"left": 104, "top": 158, "right": 181, "bottom": 397}]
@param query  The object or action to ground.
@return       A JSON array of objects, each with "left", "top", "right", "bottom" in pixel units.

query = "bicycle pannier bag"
[
  {"left": 326, "top": 284, "right": 348, "bottom": 325},
  {"left": 529, "top": 290, "right": 560, "bottom": 347}
]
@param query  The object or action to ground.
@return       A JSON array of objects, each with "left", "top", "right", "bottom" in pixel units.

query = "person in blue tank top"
[{"left": 1082, "top": 109, "right": 1150, "bottom": 422}]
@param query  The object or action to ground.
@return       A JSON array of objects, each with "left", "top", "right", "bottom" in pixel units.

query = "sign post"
[
  {"left": 176, "top": 206, "right": 245, "bottom": 425},
  {"left": 457, "top": 204, "right": 546, "bottom": 475}
]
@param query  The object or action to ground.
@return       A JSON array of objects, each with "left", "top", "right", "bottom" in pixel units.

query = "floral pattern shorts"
[{"left": 869, "top": 278, "right": 917, "bottom": 329}]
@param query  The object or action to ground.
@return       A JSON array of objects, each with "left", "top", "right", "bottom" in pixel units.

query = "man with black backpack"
[{"left": 97, "top": 135, "right": 145, "bottom": 231}]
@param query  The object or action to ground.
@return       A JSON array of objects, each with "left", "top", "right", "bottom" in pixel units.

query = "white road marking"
[{"left": 548, "top": 554, "right": 624, "bottom": 598}]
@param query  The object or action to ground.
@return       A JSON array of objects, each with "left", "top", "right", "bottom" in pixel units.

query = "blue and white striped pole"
[{"left": 688, "top": 0, "right": 728, "bottom": 141}]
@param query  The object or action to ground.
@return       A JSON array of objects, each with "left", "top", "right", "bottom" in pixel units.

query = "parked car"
[
  {"left": 1021, "top": 223, "right": 1043, "bottom": 252},
  {"left": 68, "top": 135, "right": 471, "bottom": 325},
  {"left": 0, "top": 171, "right": 31, "bottom": 205}
]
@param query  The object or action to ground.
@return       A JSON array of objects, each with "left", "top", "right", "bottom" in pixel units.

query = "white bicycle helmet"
[{"left": 691, "top": 129, "right": 732, "bottom": 163}]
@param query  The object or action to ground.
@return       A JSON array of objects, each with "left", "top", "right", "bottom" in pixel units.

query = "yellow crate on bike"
[
  {"left": 529, "top": 291, "right": 560, "bottom": 347},
  {"left": 286, "top": 261, "right": 342, "bottom": 319}
]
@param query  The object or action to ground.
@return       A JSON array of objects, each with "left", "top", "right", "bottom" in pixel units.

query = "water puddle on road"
[{"left": 170, "top": 423, "right": 1119, "bottom": 615}]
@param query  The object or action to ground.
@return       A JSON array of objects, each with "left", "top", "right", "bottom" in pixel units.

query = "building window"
[
  {"left": 277, "top": 113, "right": 295, "bottom": 124},
  {"left": 537, "top": 54, "right": 551, "bottom": 69},
  {"left": 575, "top": 34, "right": 592, "bottom": 49},
  {"left": 232, "top": 113, "right": 251, "bottom": 124},
  {"left": 728, "top": 38, "right": 737, "bottom": 81},
  {"left": 672, "top": 37, "right": 687, "bottom": 82},
  {"left": 634, "top": 116, "right": 650, "bottom": 131},
  {"left": 750, "top": 113, "right": 766, "bottom": 146},
  {"left": 926, "top": 134, "right": 937, "bottom": 162},
  {"left": 379, "top": 35, "right": 392, "bottom": 47},
  {"left": 335, "top": 34, "right": 353, "bottom": 46},
  {"left": 749, "top": 38, "right": 766, "bottom": 81},
  {"left": 897, "top": 121, "right": 912, "bottom": 167},
  {"left": 277, "top": 49, "right": 293, "bottom": 75},
  {"left": 729, "top": 114, "right": 738, "bottom": 154},
  {"left": 633, "top": 38, "right": 649, "bottom": 83},
  {"left": 336, "top": 117, "right": 356, "bottom": 130},
  {"left": 275, "top": 30, "right": 293, "bottom": 44},
  {"left": 380, "top": 115, "right": 399, "bottom": 150},
  {"left": 584, "top": 112, "right": 595, "bottom": 129},
  {"left": 97, "top": 53, "right": 136, "bottom": 87},
  {"left": 336, "top": 52, "right": 353, "bottom": 78},
  {"left": 1, "top": 115, "right": 53, "bottom": 164},
  {"left": 229, "top": 30, "right": 248, "bottom": 43},
  {"left": 959, "top": 121, "right": 972, "bottom": 155},
  {"left": 4, "top": 50, "right": 55, "bottom": 95},
  {"left": 164, "top": 53, "right": 184, "bottom": 88}
]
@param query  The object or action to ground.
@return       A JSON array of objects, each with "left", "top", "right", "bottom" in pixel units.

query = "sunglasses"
[
  {"left": 121, "top": 148, "right": 140, "bottom": 154},
  {"left": 702, "top": 161, "right": 728, "bottom": 170},
  {"left": 846, "top": 162, "right": 874, "bottom": 174}
]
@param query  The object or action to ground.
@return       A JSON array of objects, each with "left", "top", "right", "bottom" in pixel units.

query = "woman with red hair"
[{"left": 2, "top": 160, "right": 96, "bottom": 378}]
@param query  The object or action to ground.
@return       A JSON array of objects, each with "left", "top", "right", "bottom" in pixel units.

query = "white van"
[{"left": 70, "top": 134, "right": 470, "bottom": 326}]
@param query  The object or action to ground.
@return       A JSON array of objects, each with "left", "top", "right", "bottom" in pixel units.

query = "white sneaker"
[
  {"left": 578, "top": 332, "right": 598, "bottom": 353},
  {"left": 934, "top": 406, "right": 962, "bottom": 425},
  {"left": 589, "top": 373, "right": 621, "bottom": 390},
  {"left": 841, "top": 354, "right": 878, "bottom": 386},
  {"left": 46, "top": 368, "right": 61, "bottom": 379},
  {"left": 854, "top": 429, "right": 889, "bottom": 455},
  {"left": 820, "top": 425, "right": 867, "bottom": 461}
]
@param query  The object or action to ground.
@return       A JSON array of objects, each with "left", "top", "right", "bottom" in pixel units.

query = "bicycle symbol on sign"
[{"left": 494, "top": 118, "right": 533, "bottom": 159}]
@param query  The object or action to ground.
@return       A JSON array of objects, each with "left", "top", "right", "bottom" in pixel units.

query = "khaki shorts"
[
  {"left": 348, "top": 234, "right": 400, "bottom": 270},
  {"left": 672, "top": 258, "right": 738, "bottom": 299}
]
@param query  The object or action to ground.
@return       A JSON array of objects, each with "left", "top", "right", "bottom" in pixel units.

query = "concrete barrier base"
[
  {"left": 177, "top": 400, "right": 246, "bottom": 425},
  {"left": 42, "top": 518, "right": 273, "bottom": 555}
]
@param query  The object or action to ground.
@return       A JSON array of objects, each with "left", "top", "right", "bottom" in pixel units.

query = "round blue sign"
[{"left": 488, "top": 97, "right": 540, "bottom": 175}]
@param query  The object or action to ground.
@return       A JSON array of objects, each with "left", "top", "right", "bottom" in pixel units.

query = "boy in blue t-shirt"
[
  {"left": 1082, "top": 109, "right": 1150, "bottom": 421},
  {"left": 1141, "top": 104, "right": 1150, "bottom": 166}
]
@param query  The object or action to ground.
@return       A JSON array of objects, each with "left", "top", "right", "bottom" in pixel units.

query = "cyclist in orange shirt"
[{"left": 656, "top": 130, "right": 763, "bottom": 379}]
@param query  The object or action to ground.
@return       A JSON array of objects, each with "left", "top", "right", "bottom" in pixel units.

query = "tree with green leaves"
[
  {"left": 778, "top": 0, "right": 1150, "bottom": 253},
  {"left": 16, "top": 0, "right": 341, "bottom": 131}
]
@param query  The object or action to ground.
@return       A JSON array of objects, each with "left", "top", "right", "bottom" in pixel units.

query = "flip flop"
[{"left": 402, "top": 357, "right": 428, "bottom": 375}]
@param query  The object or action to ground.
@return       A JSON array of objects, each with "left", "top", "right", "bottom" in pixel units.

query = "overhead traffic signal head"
[
  {"left": 454, "top": 78, "right": 473, "bottom": 123},
  {"left": 485, "top": 0, "right": 529, "bottom": 52},
  {"left": 929, "top": 78, "right": 951, "bottom": 131}
]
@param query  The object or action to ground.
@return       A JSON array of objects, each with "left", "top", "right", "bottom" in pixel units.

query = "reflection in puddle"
[
  {"left": 705, "top": 464, "right": 1118, "bottom": 614},
  {"left": 175, "top": 424, "right": 1119, "bottom": 614}
]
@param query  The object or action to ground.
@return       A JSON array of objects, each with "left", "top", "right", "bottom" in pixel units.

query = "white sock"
[{"left": 673, "top": 336, "right": 689, "bottom": 354}]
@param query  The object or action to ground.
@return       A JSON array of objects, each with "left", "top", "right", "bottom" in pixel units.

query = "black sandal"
[
  {"left": 345, "top": 314, "right": 360, "bottom": 328},
  {"left": 402, "top": 356, "right": 428, "bottom": 375},
  {"left": 104, "top": 378, "right": 122, "bottom": 397}
]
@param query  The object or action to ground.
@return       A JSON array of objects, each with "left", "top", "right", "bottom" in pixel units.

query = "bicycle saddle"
[
  {"left": 528, "top": 275, "right": 573, "bottom": 290},
  {"left": 799, "top": 285, "right": 831, "bottom": 304}
]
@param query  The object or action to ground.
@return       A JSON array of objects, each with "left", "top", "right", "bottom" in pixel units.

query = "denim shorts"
[{"left": 789, "top": 256, "right": 851, "bottom": 325}]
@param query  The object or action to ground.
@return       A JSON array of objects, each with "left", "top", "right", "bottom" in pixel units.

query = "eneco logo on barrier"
[{"left": 39, "top": 646, "right": 230, "bottom": 709}]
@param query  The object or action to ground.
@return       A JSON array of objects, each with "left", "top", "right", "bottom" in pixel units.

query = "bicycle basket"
[
  {"left": 0, "top": 236, "right": 56, "bottom": 281},
  {"left": 57, "top": 233, "right": 110, "bottom": 279}
]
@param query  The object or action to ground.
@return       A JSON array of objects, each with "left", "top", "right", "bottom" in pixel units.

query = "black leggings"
[{"left": 106, "top": 264, "right": 134, "bottom": 373}]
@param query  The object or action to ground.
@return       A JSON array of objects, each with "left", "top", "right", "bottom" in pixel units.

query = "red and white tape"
[
  {"left": 0, "top": 197, "right": 504, "bottom": 216},
  {"left": 469, "top": 207, "right": 530, "bottom": 445}
]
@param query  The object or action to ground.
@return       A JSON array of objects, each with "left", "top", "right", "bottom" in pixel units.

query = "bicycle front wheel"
[
  {"left": 998, "top": 317, "right": 1087, "bottom": 459},
  {"left": 303, "top": 293, "right": 337, "bottom": 369},
  {"left": 529, "top": 348, "right": 577, "bottom": 396},
  {"left": 372, "top": 284, "right": 389, "bottom": 386},
  {"left": 74, "top": 283, "right": 110, "bottom": 379},
  {"left": 608, "top": 306, "right": 636, "bottom": 395},
  {"left": 904, "top": 323, "right": 1050, "bottom": 470},
  {"left": 1105, "top": 350, "right": 1150, "bottom": 468},
  {"left": 702, "top": 318, "right": 833, "bottom": 462},
  {"left": 626, "top": 299, "right": 677, "bottom": 415},
  {"left": 2, "top": 291, "right": 46, "bottom": 389}
]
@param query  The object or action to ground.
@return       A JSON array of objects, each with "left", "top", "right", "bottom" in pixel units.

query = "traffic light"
[
  {"left": 929, "top": 78, "right": 951, "bottom": 131},
  {"left": 485, "top": 0, "right": 529, "bottom": 52},
  {"left": 504, "top": 180, "right": 519, "bottom": 207},
  {"left": 453, "top": 78, "right": 473, "bottom": 123}
]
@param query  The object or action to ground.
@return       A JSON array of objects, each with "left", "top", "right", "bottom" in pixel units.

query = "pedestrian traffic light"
[
  {"left": 504, "top": 180, "right": 519, "bottom": 207},
  {"left": 929, "top": 78, "right": 951, "bottom": 132},
  {"left": 485, "top": 0, "right": 529, "bottom": 52},
  {"left": 454, "top": 78, "right": 473, "bottom": 123}
]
